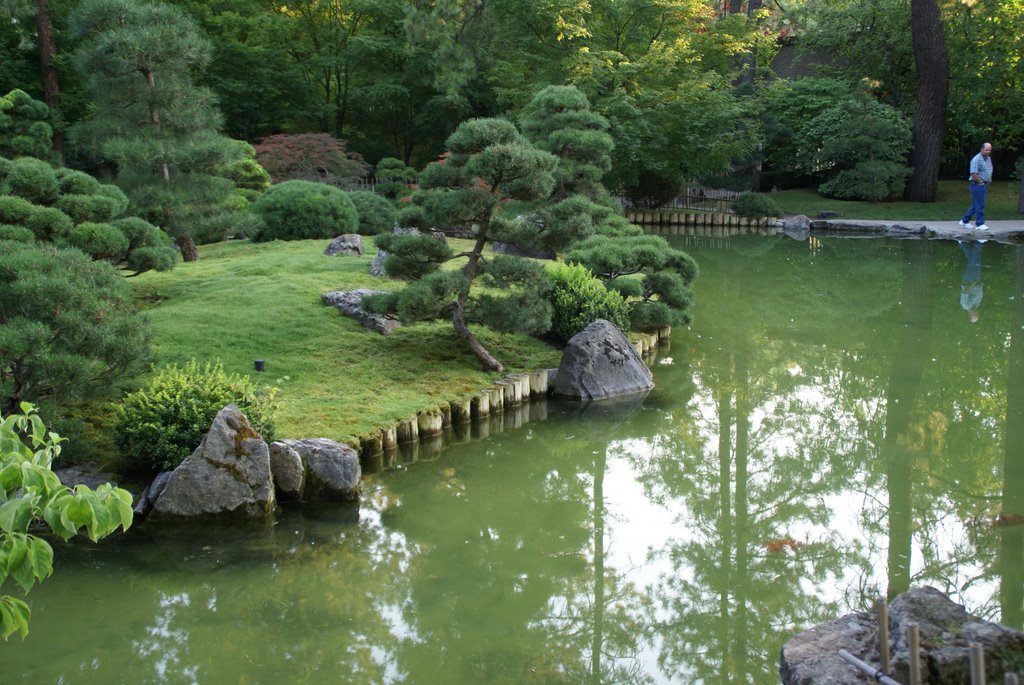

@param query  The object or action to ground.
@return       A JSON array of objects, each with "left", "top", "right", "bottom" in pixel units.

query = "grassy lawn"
[
  {"left": 770, "top": 179, "right": 1022, "bottom": 221},
  {"left": 129, "top": 238, "right": 562, "bottom": 444}
]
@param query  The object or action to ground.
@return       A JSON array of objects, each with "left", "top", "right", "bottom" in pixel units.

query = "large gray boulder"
[
  {"left": 324, "top": 233, "right": 363, "bottom": 257},
  {"left": 553, "top": 320, "right": 654, "bottom": 400},
  {"left": 781, "top": 586, "right": 1024, "bottom": 685},
  {"left": 322, "top": 288, "right": 400, "bottom": 335},
  {"left": 151, "top": 405, "right": 276, "bottom": 519},
  {"left": 269, "top": 438, "right": 360, "bottom": 501}
]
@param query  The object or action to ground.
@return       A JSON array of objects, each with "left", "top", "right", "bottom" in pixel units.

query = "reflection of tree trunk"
[
  {"left": 1001, "top": 246, "right": 1024, "bottom": 628},
  {"left": 885, "top": 240, "right": 934, "bottom": 597},
  {"left": 591, "top": 448, "right": 606, "bottom": 684},
  {"left": 732, "top": 340, "right": 750, "bottom": 681},
  {"left": 716, "top": 355, "right": 734, "bottom": 685},
  {"left": 1018, "top": 161, "right": 1024, "bottom": 214}
]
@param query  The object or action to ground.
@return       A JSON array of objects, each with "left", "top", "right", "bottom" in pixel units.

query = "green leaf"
[
  {"left": 27, "top": 536, "right": 53, "bottom": 584},
  {"left": 0, "top": 498, "right": 32, "bottom": 534},
  {"left": 0, "top": 595, "right": 31, "bottom": 640}
]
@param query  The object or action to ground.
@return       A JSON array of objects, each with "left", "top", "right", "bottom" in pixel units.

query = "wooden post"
[
  {"left": 528, "top": 369, "right": 549, "bottom": 397},
  {"left": 878, "top": 597, "right": 890, "bottom": 675},
  {"left": 908, "top": 623, "right": 922, "bottom": 685},
  {"left": 381, "top": 425, "right": 398, "bottom": 451},
  {"left": 471, "top": 391, "right": 490, "bottom": 419},
  {"left": 1006, "top": 672, "right": 1021, "bottom": 685}
]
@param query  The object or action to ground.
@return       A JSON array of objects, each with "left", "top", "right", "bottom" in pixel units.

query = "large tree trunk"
[
  {"left": 905, "top": 0, "right": 948, "bottom": 202},
  {"left": 34, "top": 0, "right": 63, "bottom": 158},
  {"left": 176, "top": 235, "right": 199, "bottom": 262},
  {"left": 1018, "top": 160, "right": 1024, "bottom": 214}
]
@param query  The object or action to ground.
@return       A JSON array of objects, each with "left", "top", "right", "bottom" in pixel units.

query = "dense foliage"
[
  {"left": 251, "top": 180, "right": 359, "bottom": 242},
  {"left": 546, "top": 262, "right": 630, "bottom": 345},
  {"left": 0, "top": 240, "right": 150, "bottom": 417},
  {"left": 732, "top": 192, "right": 783, "bottom": 219},
  {"left": 346, "top": 190, "right": 398, "bottom": 235},
  {"left": 0, "top": 405, "right": 133, "bottom": 640},
  {"left": 114, "top": 360, "right": 277, "bottom": 472},
  {"left": 69, "top": 0, "right": 255, "bottom": 261},
  {"left": 0, "top": 125, "right": 177, "bottom": 274}
]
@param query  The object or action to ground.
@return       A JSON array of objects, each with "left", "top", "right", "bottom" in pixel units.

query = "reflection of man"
[
  {"left": 960, "top": 241, "right": 984, "bottom": 322},
  {"left": 959, "top": 142, "right": 993, "bottom": 230}
]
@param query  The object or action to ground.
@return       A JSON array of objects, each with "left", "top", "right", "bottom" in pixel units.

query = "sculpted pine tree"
[
  {"left": 365, "top": 118, "right": 559, "bottom": 372},
  {"left": 69, "top": 0, "right": 247, "bottom": 261}
]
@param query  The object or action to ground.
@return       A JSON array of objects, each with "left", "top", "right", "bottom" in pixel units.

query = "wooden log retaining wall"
[
  {"left": 357, "top": 326, "right": 673, "bottom": 470},
  {"left": 625, "top": 210, "right": 774, "bottom": 229}
]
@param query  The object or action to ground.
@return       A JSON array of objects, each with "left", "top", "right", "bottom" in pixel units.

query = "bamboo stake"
[
  {"left": 879, "top": 597, "right": 891, "bottom": 675},
  {"left": 908, "top": 623, "right": 922, "bottom": 685}
]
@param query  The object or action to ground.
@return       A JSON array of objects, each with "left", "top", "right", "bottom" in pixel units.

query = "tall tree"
[
  {"left": 69, "top": 0, "right": 247, "bottom": 262},
  {"left": 904, "top": 0, "right": 948, "bottom": 201}
]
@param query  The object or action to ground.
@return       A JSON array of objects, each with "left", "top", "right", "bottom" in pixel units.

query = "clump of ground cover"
[{"left": 129, "top": 238, "right": 561, "bottom": 443}]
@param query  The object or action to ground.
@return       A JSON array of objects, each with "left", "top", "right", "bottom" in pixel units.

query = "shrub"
[
  {"left": 374, "top": 157, "right": 416, "bottom": 199},
  {"left": 64, "top": 222, "right": 130, "bottom": 261},
  {"left": 3, "top": 157, "right": 59, "bottom": 204},
  {"left": 547, "top": 262, "right": 630, "bottom": 344},
  {"left": 732, "top": 192, "right": 783, "bottom": 219},
  {"left": 251, "top": 180, "right": 358, "bottom": 241},
  {"left": 114, "top": 360, "right": 277, "bottom": 472},
  {"left": 24, "top": 206, "right": 73, "bottom": 242},
  {"left": 0, "top": 194, "right": 35, "bottom": 224},
  {"left": 55, "top": 168, "right": 102, "bottom": 196},
  {"left": 818, "top": 159, "right": 912, "bottom": 201},
  {"left": 0, "top": 224, "right": 34, "bottom": 242},
  {"left": 347, "top": 190, "right": 398, "bottom": 235},
  {"left": 0, "top": 240, "right": 150, "bottom": 417},
  {"left": 253, "top": 133, "right": 369, "bottom": 186},
  {"left": 93, "top": 183, "right": 129, "bottom": 217},
  {"left": 55, "top": 193, "right": 120, "bottom": 223},
  {"left": 0, "top": 89, "right": 54, "bottom": 160}
]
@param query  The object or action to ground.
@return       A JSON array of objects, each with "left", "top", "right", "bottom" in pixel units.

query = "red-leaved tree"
[{"left": 253, "top": 133, "right": 369, "bottom": 187}]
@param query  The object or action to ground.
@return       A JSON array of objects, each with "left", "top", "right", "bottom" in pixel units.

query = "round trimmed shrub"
[
  {"left": 114, "top": 360, "right": 277, "bottom": 472},
  {"left": 0, "top": 224, "right": 34, "bottom": 242},
  {"left": 732, "top": 192, "right": 783, "bottom": 219},
  {"left": 25, "top": 205, "right": 73, "bottom": 241},
  {"left": 4, "top": 157, "right": 59, "bottom": 204},
  {"left": 346, "top": 190, "right": 398, "bottom": 235},
  {"left": 94, "top": 183, "right": 130, "bottom": 217},
  {"left": 0, "top": 194, "right": 35, "bottom": 224},
  {"left": 55, "top": 193, "right": 121, "bottom": 223},
  {"left": 0, "top": 156, "right": 11, "bottom": 182},
  {"left": 547, "top": 261, "right": 630, "bottom": 345},
  {"left": 55, "top": 168, "right": 102, "bottom": 196},
  {"left": 65, "top": 222, "right": 130, "bottom": 261},
  {"left": 112, "top": 216, "right": 167, "bottom": 250},
  {"left": 251, "top": 179, "right": 358, "bottom": 242}
]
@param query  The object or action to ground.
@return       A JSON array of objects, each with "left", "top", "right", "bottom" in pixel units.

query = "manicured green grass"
[
  {"left": 770, "top": 180, "right": 1022, "bottom": 221},
  {"left": 130, "top": 238, "right": 561, "bottom": 444}
]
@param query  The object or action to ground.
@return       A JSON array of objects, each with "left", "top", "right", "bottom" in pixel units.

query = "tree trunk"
[
  {"left": 905, "top": 0, "right": 948, "bottom": 202},
  {"left": 450, "top": 227, "right": 503, "bottom": 372},
  {"left": 34, "top": 0, "right": 63, "bottom": 158},
  {"left": 176, "top": 234, "right": 199, "bottom": 262},
  {"left": 1018, "top": 160, "right": 1024, "bottom": 214}
]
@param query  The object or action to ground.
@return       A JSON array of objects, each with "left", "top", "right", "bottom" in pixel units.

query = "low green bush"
[
  {"left": 65, "top": 221, "right": 130, "bottom": 261},
  {"left": 0, "top": 194, "right": 35, "bottom": 224},
  {"left": 732, "top": 192, "right": 783, "bottom": 219},
  {"left": 818, "top": 160, "right": 912, "bottom": 202},
  {"left": 114, "top": 360, "right": 277, "bottom": 472},
  {"left": 0, "top": 224, "right": 34, "bottom": 242},
  {"left": 547, "top": 261, "right": 630, "bottom": 344},
  {"left": 3, "top": 157, "right": 59, "bottom": 204},
  {"left": 55, "top": 193, "right": 121, "bottom": 223},
  {"left": 347, "top": 190, "right": 398, "bottom": 235},
  {"left": 55, "top": 168, "right": 102, "bottom": 196},
  {"left": 25, "top": 205, "right": 73, "bottom": 241},
  {"left": 251, "top": 180, "right": 358, "bottom": 242}
]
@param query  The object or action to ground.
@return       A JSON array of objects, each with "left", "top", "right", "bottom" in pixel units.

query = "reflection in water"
[
  {"left": 960, "top": 241, "right": 985, "bottom": 322},
  {"left": 5, "top": 237, "right": 1024, "bottom": 684}
]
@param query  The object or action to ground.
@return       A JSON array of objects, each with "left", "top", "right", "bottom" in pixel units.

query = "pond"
[{"left": 4, "top": 234, "right": 1022, "bottom": 684}]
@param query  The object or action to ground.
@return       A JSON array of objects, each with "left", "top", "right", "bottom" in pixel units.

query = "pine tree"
[{"left": 68, "top": 0, "right": 247, "bottom": 261}]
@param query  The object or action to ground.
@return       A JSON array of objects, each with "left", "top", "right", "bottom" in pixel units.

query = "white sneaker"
[
  {"left": 959, "top": 220, "right": 974, "bottom": 228},
  {"left": 976, "top": 224, "right": 989, "bottom": 230}
]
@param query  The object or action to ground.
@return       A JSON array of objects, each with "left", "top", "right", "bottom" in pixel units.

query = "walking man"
[{"left": 960, "top": 142, "right": 993, "bottom": 230}]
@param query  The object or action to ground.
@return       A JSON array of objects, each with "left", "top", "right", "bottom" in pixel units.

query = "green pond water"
[{"left": 3, "top": 234, "right": 1023, "bottom": 684}]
